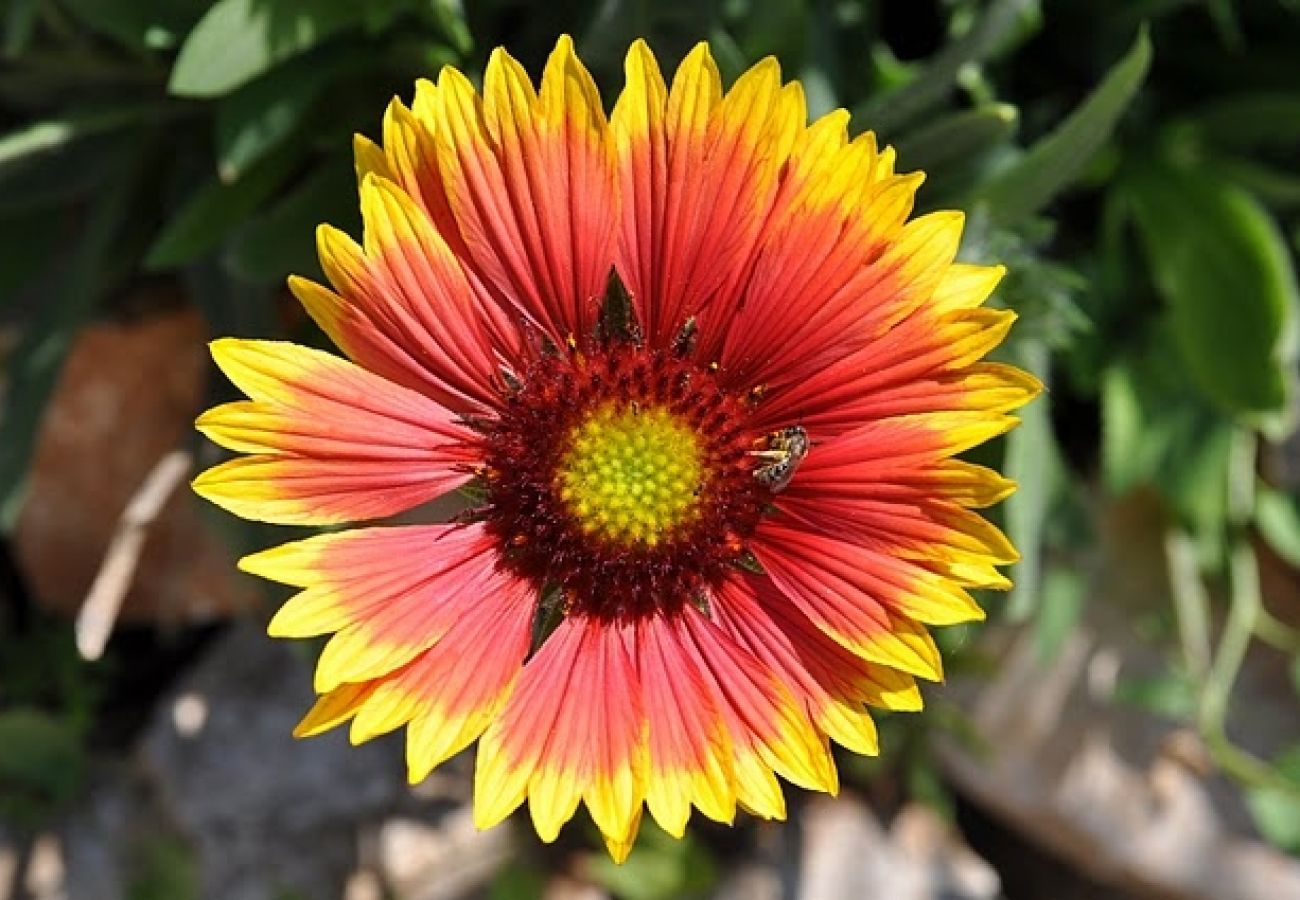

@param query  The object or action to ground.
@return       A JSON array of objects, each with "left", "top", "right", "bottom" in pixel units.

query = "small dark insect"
[{"left": 750, "top": 426, "right": 810, "bottom": 493}]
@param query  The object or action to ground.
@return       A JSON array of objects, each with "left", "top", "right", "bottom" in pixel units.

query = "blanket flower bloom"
[{"left": 194, "top": 35, "right": 1039, "bottom": 860}]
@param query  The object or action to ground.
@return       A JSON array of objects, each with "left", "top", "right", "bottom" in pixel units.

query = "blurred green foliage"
[{"left": 2, "top": 0, "right": 1300, "bottom": 877}]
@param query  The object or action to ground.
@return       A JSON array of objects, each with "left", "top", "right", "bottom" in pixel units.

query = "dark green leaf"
[
  {"left": 893, "top": 104, "right": 1018, "bottom": 174},
  {"left": 1217, "top": 157, "right": 1300, "bottom": 210},
  {"left": 856, "top": 0, "right": 1037, "bottom": 136},
  {"left": 1125, "top": 159, "right": 1299, "bottom": 424},
  {"left": 417, "top": 0, "right": 472, "bottom": 55},
  {"left": 487, "top": 864, "right": 546, "bottom": 900},
  {"left": 0, "top": 208, "right": 64, "bottom": 307},
  {"left": 215, "top": 52, "right": 353, "bottom": 181},
  {"left": 0, "top": 709, "right": 86, "bottom": 828},
  {"left": 1191, "top": 92, "right": 1300, "bottom": 152},
  {"left": 145, "top": 146, "right": 303, "bottom": 269},
  {"left": 977, "top": 28, "right": 1150, "bottom": 222},
  {"left": 169, "top": 0, "right": 411, "bottom": 98},
  {"left": 1100, "top": 337, "right": 1236, "bottom": 558},
  {"left": 0, "top": 154, "right": 136, "bottom": 530},
  {"left": 60, "top": 0, "right": 208, "bottom": 52},
  {"left": 3, "top": 0, "right": 39, "bottom": 57},
  {"left": 226, "top": 159, "right": 356, "bottom": 281}
]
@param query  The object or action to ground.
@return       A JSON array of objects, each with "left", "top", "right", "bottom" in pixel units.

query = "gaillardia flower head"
[{"left": 194, "top": 36, "right": 1038, "bottom": 859}]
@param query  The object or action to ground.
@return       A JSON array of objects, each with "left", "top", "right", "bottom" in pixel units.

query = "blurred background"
[{"left": 2, "top": 0, "right": 1300, "bottom": 897}]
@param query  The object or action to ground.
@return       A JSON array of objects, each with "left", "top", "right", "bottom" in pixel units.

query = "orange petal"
[{"left": 432, "top": 36, "right": 617, "bottom": 344}]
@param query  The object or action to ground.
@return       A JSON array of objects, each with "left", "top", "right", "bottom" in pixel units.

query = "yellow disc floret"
[{"left": 558, "top": 403, "right": 704, "bottom": 547}]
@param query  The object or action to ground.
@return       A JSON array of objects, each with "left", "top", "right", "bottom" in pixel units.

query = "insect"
[{"left": 750, "top": 426, "right": 810, "bottom": 493}]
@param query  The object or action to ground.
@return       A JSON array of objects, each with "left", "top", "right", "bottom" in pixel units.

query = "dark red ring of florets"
[{"left": 479, "top": 341, "right": 768, "bottom": 621}]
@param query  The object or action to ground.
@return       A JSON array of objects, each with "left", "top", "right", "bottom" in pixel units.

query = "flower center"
[
  {"left": 478, "top": 342, "right": 769, "bottom": 620},
  {"left": 557, "top": 404, "right": 703, "bottom": 547}
]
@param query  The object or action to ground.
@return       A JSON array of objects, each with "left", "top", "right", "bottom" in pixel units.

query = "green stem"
[
  {"left": 1252, "top": 606, "right": 1300, "bottom": 653},
  {"left": 1164, "top": 528, "right": 1212, "bottom": 679}
]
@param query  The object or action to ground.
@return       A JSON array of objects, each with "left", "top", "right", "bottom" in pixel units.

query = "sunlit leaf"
[
  {"left": 1257, "top": 486, "right": 1300, "bottom": 569},
  {"left": 1246, "top": 746, "right": 1300, "bottom": 854},
  {"left": 215, "top": 52, "right": 355, "bottom": 181},
  {"left": 169, "top": 0, "right": 411, "bottom": 98}
]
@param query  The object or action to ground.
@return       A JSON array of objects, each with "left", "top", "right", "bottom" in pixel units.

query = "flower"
[{"left": 193, "top": 35, "right": 1039, "bottom": 860}]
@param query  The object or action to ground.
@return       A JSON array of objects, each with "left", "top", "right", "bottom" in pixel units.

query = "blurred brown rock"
[{"left": 14, "top": 301, "right": 256, "bottom": 625}]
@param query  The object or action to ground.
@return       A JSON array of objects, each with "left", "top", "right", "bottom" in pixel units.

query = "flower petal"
[
  {"left": 351, "top": 569, "right": 535, "bottom": 778},
  {"left": 432, "top": 35, "right": 617, "bottom": 344},
  {"left": 613, "top": 42, "right": 804, "bottom": 347},
  {"left": 293, "top": 173, "right": 509, "bottom": 413},
  {"left": 474, "top": 616, "right": 647, "bottom": 858},
  {"left": 676, "top": 605, "right": 837, "bottom": 818},
  {"left": 241, "top": 524, "right": 506, "bottom": 692},
  {"left": 772, "top": 415, "right": 1020, "bottom": 590},
  {"left": 751, "top": 520, "right": 948, "bottom": 680},
  {"left": 194, "top": 340, "right": 474, "bottom": 525},
  {"left": 753, "top": 262, "right": 1038, "bottom": 436},
  {"left": 704, "top": 127, "right": 925, "bottom": 382},
  {"left": 635, "top": 614, "right": 738, "bottom": 836},
  {"left": 714, "top": 573, "right": 896, "bottom": 755}
]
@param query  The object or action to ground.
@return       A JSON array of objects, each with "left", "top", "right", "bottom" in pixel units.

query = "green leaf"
[
  {"left": 1100, "top": 337, "right": 1236, "bottom": 557},
  {"left": 1033, "top": 567, "right": 1085, "bottom": 661},
  {"left": 0, "top": 105, "right": 161, "bottom": 169},
  {"left": 1217, "top": 157, "right": 1300, "bottom": 210},
  {"left": 977, "top": 28, "right": 1150, "bottom": 222},
  {"left": 1246, "top": 746, "right": 1300, "bottom": 853},
  {"left": 893, "top": 104, "right": 1018, "bottom": 175},
  {"left": 1113, "top": 672, "right": 1199, "bottom": 720},
  {"left": 1248, "top": 787, "right": 1300, "bottom": 853},
  {"left": 168, "top": 0, "right": 410, "bottom": 98},
  {"left": 856, "top": 0, "right": 1038, "bottom": 136},
  {"left": 1191, "top": 92, "right": 1300, "bottom": 152},
  {"left": 0, "top": 208, "right": 64, "bottom": 307},
  {"left": 1125, "top": 159, "right": 1300, "bottom": 424},
  {"left": 226, "top": 159, "right": 356, "bottom": 281},
  {"left": 3, "top": 0, "right": 39, "bottom": 57},
  {"left": 145, "top": 146, "right": 302, "bottom": 269},
  {"left": 0, "top": 709, "right": 86, "bottom": 828},
  {"left": 1257, "top": 486, "right": 1300, "bottom": 569},
  {"left": 0, "top": 153, "right": 136, "bottom": 530},
  {"left": 587, "top": 821, "right": 717, "bottom": 900},
  {"left": 417, "top": 0, "right": 472, "bottom": 56},
  {"left": 60, "top": 0, "right": 208, "bottom": 52},
  {"left": 215, "top": 52, "right": 353, "bottom": 181},
  {"left": 1004, "top": 339, "right": 1061, "bottom": 620}
]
